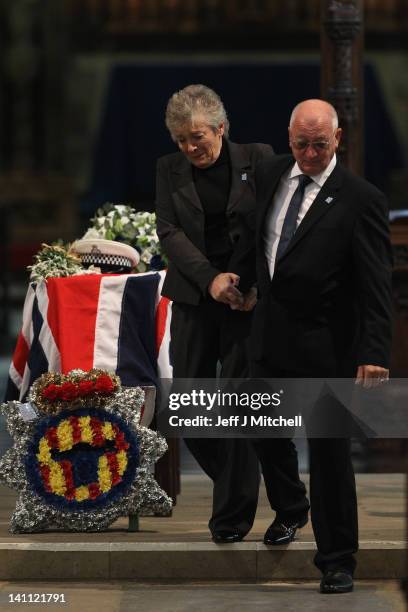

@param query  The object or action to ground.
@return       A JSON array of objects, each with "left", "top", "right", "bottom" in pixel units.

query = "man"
[
  {"left": 156, "top": 84, "right": 309, "bottom": 543},
  {"left": 250, "top": 99, "right": 393, "bottom": 593}
]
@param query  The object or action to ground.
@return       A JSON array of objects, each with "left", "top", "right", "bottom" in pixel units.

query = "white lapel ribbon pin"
[
  {"left": 325, "top": 197, "right": 333, "bottom": 204},
  {"left": 241, "top": 173, "right": 247, "bottom": 181}
]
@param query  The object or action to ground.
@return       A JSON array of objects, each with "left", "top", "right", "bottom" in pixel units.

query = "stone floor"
[
  {"left": 0, "top": 474, "right": 405, "bottom": 583},
  {"left": 0, "top": 473, "right": 405, "bottom": 544},
  {"left": 0, "top": 580, "right": 406, "bottom": 612}
]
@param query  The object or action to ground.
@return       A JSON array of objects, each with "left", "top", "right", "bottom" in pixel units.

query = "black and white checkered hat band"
[{"left": 81, "top": 253, "right": 133, "bottom": 268}]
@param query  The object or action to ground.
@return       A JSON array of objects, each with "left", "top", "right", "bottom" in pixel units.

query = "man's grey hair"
[
  {"left": 165, "top": 84, "right": 230, "bottom": 139},
  {"left": 289, "top": 100, "right": 339, "bottom": 130}
]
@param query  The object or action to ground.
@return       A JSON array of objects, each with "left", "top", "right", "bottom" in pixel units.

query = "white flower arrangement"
[
  {"left": 28, "top": 243, "right": 98, "bottom": 282},
  {"left": 83, "top": 204, "right": 166, "bottom": 272}
]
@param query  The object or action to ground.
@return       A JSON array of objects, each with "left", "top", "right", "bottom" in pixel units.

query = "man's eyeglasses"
[{"left": 290, "top": 132, "right": 337, "bottom": 152}]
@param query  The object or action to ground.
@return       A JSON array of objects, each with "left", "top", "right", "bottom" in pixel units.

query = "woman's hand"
[{"left": 208, "top": 273, "right": 243, "bottom": 307}]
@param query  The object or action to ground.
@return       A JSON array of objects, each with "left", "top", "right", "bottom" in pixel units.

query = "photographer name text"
[{"left": 168, "top": 414, "right": 302, "bottom": 428}]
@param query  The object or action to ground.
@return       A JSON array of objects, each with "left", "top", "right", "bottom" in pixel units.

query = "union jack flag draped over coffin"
[{"left": 5, "top": 271, "right": 172, "bottom": 424}]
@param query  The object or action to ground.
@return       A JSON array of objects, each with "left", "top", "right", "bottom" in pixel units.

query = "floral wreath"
[
  {"left": 84, "top": 204, "right": 167, "bottom": 272},
  {"left": 0, "top": 369, "right": 172, "bottom": 532},
  {"left": 25, "top": 408, "right": 139, "bottom": 511},
  {"left": 30, "top": 369, "right": 121, "bottom": 415}
]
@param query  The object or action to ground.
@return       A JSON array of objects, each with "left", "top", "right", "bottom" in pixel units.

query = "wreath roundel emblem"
[{"left": 25, "top": 408, "right": 139, "bottom": 510}]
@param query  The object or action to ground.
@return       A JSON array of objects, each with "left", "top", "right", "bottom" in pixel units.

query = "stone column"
[{"left": 321, "top": 0, "right": 364, "bottom": 175}]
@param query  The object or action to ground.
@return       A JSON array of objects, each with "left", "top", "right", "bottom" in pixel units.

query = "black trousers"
[
  {"left": 251, "top": 359, "right": 358, "bottom": 574},
  {"left": 170, "top": 300, "right": 309, "bottom": 536},
  {"left": 170, "top": 299, "right": 260, "bottom": 535}
]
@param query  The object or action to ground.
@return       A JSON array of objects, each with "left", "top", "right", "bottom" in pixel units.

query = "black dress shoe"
[
  {"left": 320, "top": 570, "right": 353, "bottom": 594},
  {"left": 212, "top": 530, "right": 243, "bottom": 543},
  {"left": 263, "top": 516, "right": 307, "bottom": 545}
]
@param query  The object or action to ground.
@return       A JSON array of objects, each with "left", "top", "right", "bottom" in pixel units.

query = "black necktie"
[{"left": 276, "top": 174, "right": 313, "bottom": 261}]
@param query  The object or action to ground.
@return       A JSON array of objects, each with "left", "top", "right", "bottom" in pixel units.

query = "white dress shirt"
[{"left": 264, "top": 154, "right": 337, "bottom": 279}]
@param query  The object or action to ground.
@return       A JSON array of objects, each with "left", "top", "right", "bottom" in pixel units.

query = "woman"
[{"left": 156, "top": 84, "right": 307, "bottom": 543}]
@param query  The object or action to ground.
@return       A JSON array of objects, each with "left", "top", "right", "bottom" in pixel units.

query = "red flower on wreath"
[
  {"left": 42, "top": 384, "right": 60, "bottom": 400},
  {"left": 114, "top": 430, "right": 130, "bottom": 451},
  {"left": 39, "top": 371, "right": 117, "bottom": 405},
  {"left": 90, "top": 416, "right": 105, "bottom": 447},
  {"left": 88, "top": 483, "right": 102, "bottom": 500},
  {"left": 78, "top": 380, "right": 95, "bottom": 396},
  {"left": 60, "top": 382, "right": 78, "bottom": 401},
  {"left": 94, "top": 375, "right": 115, "bottom": 394}
]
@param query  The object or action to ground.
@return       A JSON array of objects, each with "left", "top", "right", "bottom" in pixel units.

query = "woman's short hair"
[{"left": 165, "top": 84, "right": 230, "bottom": 138}]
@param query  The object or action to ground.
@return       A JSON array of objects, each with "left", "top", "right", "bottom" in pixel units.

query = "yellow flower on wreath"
[
  {"left": 37, "top": 438, "right": 52, "bottom": 466},
  {"left": 116, "top": 450, "right": 128, "bottom": 475},
  {"left": 75, "top": 486, "right": 90, "bottom": 502},
  {"left": 48, "top": 463, "right": 66, "bottom": 496},
  {"left": 78, "top": 416, "right": 93, "bottom": 444},
  {"left": 98, "top": 455, "right": 112, "bottom": 493},
  {"left": 56, "top": 419, "right": 74, "bottom": 452}
]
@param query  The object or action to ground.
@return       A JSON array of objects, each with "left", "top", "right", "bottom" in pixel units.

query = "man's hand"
[
  {"left": 208, "top": 273, "right": 243, "bottom": 307},
  {"left": 230, "top": 286, "right": 257, "bottom": 312},
  {"left": 355, "top": 365, "right": 389, "bottom": 388}
]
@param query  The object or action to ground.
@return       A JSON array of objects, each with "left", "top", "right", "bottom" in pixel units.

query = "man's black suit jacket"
[
  {"left": 251, "top": 154, "right": 393, "bottom": 377},
  {"left": 156, "top": 140, "right": 274, "bottom": 305}
]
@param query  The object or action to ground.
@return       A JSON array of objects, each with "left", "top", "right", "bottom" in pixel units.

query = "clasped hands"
[{"left": 208, "top": 273, "right": 256, "bottom": 312}]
